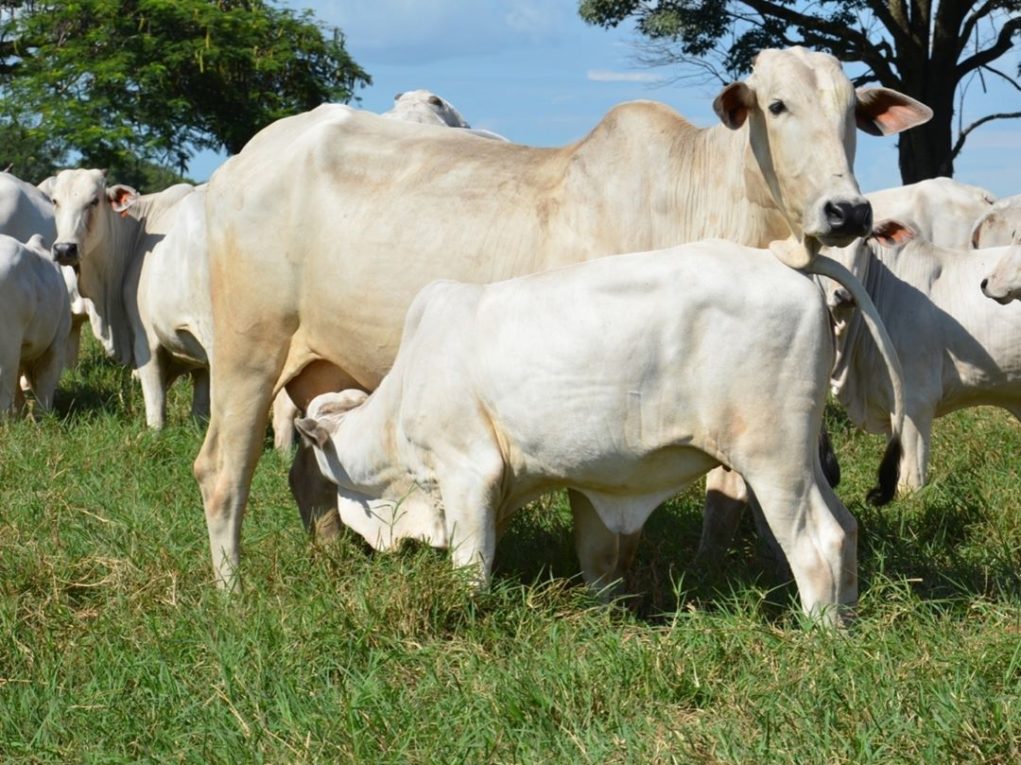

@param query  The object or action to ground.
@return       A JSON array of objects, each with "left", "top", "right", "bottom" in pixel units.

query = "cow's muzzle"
[
  {"left": 823, "top": 200, "right": 873, "bottom": 241},
  {"left": 52, "top": 242, "right": 79, "bottom": 267},
  {"left": 980, "top": 277, "right": 1015, "bottom": 305}
]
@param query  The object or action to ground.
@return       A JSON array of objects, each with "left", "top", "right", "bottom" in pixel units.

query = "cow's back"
[
  {"left": 0, "top": 173, "right": 56, "bottom": 247},
  {"left": 394, "top": 242, "right": 832, "bottom": 481}
]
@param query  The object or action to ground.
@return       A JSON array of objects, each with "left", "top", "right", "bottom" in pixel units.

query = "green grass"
[{"left": 1, "top": 337, "right": 1019, "bottom": 763}]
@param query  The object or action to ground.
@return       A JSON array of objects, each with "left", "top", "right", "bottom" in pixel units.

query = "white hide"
[
  {"left": 823, "top": 224, "right": 1021, "bottom": 490},
  {"left": 0, "top": 171, "right": 99, "bottom": 368},
  {"left": 297, "top": 242, "right": 910, "bottom": 623},
  {"left": 866, "top": 178, "right": 996, "bottom": 250},
  {"left": 0, "top": 234, "right": 71, "bottom": 414},
  {"left": 195, "top": 46, "right": 932, "bottom": 590},
  {"left": 971, "top": 194, "right": 1021, "bottom": 248}
]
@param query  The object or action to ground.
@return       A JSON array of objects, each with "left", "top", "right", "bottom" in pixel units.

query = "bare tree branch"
[
  {"left": 980, "top": 63, "right": 1021, "bottom": 93},
  {"left": 957, "top": 16, "right": 1021, "bottom": 77},
  {"left": 950, "top": 110, "right": 1021, "bottom": 161}
]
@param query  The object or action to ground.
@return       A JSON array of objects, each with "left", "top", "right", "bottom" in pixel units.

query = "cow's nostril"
[
  {"left": 981, "top": 278, "right": 989, "bottom": 290},
  {"left": 52, "top": 242, "right": 79, "bottom": 265}
]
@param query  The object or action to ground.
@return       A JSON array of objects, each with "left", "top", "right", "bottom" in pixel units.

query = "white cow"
[
  {"left": 971, "top": 194, "right": 1021, "bottom": 248},
  {"left": 195, "top": 47, "right": 931, "bottom": 590},
  {"left": 141, "top": 184, "right": 299, "bottom": 446},
  {"left": 295, "top": 243, "right": 905, "bottom": 622},
  {"left": 383, "top": 90, "right": 471, "bottom": 127},
  {"left": 866, "top": 178, "right": 996, "bottom": 250},
  {"left": 0, "top": 234, "right": 71, "bottom": 415},
  {"left": 383, "top": 89, "right": 509, "bottom": 141},
  {"left": 49, "top": 169, "right": 199, "bottom": 427},
  {"left": 824, "top": 220, "right": 1021, "bottom": 490},
  {"left": 0, "top": 171, "right": 100, "bottom": 368}
]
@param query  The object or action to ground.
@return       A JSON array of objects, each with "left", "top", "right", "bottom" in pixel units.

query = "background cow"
[
  {"left": 0, "top": 171, "right": 99, "bottom": 369},
  {"left": 0, "top": 234, "right": 71, "bottom": 415},
  {"left": 196, "top": 47, "right": 930, "bottom": 590},
  {"left": 823, "top": 221, "right": 1021, "bottom": 490},
  {"left": 866, "top": 178, "right": 996, "bottom": 250},
  {"left": 49, "top": 169, "right": 198, "bottom": 428},
  {"left": 972, "top": 195, "right": 1021, "bottom": 248}
]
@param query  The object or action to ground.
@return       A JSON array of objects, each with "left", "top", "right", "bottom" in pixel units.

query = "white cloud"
[{"left": 587, "top": 69, "right": 664, "bottom": 83}]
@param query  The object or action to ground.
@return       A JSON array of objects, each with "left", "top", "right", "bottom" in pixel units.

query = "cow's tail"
[{"left": 807, "top": 255, "right": 904, "bottom": 506}]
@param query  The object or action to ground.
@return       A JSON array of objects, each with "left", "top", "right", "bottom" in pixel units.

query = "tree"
[
  {"left": 579, "top": 1, "right": 1021, "bottom": 183},
  {"left": 0, "top": 0, "right": 370, "bottom": 189}
]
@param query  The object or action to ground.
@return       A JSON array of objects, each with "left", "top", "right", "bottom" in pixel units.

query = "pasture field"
[{"left": 1, "top": 336, "right": 1019, "bottom": 764}]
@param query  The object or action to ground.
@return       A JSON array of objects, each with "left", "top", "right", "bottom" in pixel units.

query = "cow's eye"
[
  {"left": 51, "top": 199, "right": 58, "bottom": 207},
  {"left": 769, "top": 100, "right": 786, "bottom": 116},
  {"left": 89, "top": 198, "right": 99, "bottom": 207}
]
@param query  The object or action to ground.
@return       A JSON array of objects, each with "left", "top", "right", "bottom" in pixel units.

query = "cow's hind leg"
[
  {"left": 694, "top": 467, "right": 749, "bottom": 567},
  {"left": 23, "top": 340, "right": 66, "bottom": 413},
  {"left": 193, "top": 359, "right": 278, "bottom": 590},
  {"left": 570, "top": 490, "right": 640, "bottom": 599},
  {"left": 744, "top": 467, "right": 857, "bottom": 625}
]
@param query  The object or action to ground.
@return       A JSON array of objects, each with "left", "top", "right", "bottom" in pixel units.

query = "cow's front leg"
[
  {"left": 442, "top": 478, "right": 499, "bottom": 589},
  {"left": 570, "top": 490, "right": 639, "bottom": 599},
  {"left": 694, "top": 466, "right": 749, "bottom": 568}
]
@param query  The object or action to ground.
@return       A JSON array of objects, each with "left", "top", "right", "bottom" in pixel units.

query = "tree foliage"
[
  {"left": 0, "top": 0, "right": 370, "bottom": 188},
  {"left": 579, "top": 0, "right": 1021, "bottom": 184}
]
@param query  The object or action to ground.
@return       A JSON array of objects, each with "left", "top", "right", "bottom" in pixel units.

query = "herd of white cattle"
[{"left": 3, "top": 50, "right": 1021, "bottom": 625}]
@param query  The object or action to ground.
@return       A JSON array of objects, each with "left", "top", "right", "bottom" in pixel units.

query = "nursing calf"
[{"left": 296, "top": 242, "right": 904, "bottom": 623}]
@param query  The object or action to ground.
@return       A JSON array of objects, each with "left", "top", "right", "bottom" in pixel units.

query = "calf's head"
[
  {"left": 296, "top": 389, "right": 448, "bottom": 551},
  {"left": 715, "top": 47, "right": 931, "bottom": 254}
]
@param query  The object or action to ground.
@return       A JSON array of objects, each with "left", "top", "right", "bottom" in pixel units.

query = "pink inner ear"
[
  {"left": 871, "top": 104, "right": 927, "bottom": 135},
  {"left": 871, "top": 219, "right": 915, "bottom": 246}
]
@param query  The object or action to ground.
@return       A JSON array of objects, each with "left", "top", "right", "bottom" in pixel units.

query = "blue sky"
[{"left": 189, "top": 1, "right": 1019, "bottom": 197}]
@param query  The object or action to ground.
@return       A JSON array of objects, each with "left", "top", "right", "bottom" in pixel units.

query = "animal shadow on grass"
[
  {"left": 855, "top": 470, "right": 1021, "bottom": 603},
  {"left": 491, "top": 488, "right": 798, "bottom": 625},
  {"left": 52, "top": 351, "right": 136, "bottom": 422}
]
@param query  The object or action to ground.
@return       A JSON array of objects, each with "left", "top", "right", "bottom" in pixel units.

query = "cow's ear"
[
  {"left": 107, "top": 184, "right": 139, "bottom": 214},
  {"left": 713, "top": 82, "right": 755, "bottom": 130},
  {"left": 870, "top": 218, "right": 916, "bottom": 247},
  {"left": 855, "top": 88, "right": 933, "bottom": 136},
  {"left": 295, "top": 417, "right": 330, "bottom": 449}
]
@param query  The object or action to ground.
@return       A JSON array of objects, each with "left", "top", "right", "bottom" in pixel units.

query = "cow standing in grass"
[{"left": 195, "top": 47, "right": 931, "bottom": 591}]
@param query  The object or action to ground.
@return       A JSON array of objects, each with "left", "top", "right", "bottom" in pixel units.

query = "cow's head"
[
  {"left": 391, "top": 89, "right": 471, "bottom": 128},
  {"left": 980, "top": 246, "right": 1021, "bottom": 305},
  {"left": 715, "top": 47, "right": 932, "bottom": 256},
  {"left": 49, "top": 168, "right": 138, "bottom": 267},
  {"left": 295, "top": 389, "right": 372, "bottom": 487},
  {"left": 972, "top": 199, "right": 1021, "bottom": 249}
]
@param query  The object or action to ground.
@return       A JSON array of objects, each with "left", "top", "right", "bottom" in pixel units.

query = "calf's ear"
[
  {"left": 295, "top": 417, "right": 330, "bottom": 449},
  {"left": 713, "top": 82, "right": 755, "bottom": 130}
]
